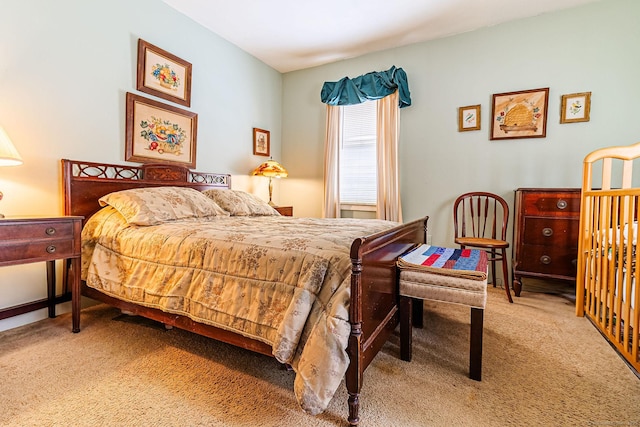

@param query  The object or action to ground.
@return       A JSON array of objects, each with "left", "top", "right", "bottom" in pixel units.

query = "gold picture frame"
[
  {"left": 253, "top": 128, "right": 270, "bottom": 156},
  {"left": 136, "top": 39, "right": 192, "bottom": 107},
  {"left": 490, "top": 87, "right": 549, "bottom": 140},
  {"left": 458, "top": 104, "right": 481, "bottom": 131},
  {"left": 125, "top": 92, "right": 198, "bottom": 168},
  {"left": 560, "top": 92, "right": 591, "bottom": 123}
]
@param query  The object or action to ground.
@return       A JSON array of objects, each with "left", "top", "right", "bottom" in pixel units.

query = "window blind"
[{"left": 340, "top": 101, "right": 377, "bottom": 205}]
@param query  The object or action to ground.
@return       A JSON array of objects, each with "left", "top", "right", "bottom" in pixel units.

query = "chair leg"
[
  {"left": 490, "top": 250, "right": 497, "bottom": 287},
  {"left": 399, "top": 296, "right": 413, "bottom": 362},
  {"left": 469, "top": 307, "right": 484, "bottom": 381},
  {"left": 501, "top": 248, "right": 513, "bottom": 303}
]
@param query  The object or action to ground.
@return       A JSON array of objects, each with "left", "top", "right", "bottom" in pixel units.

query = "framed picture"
[
  {"left": 490, "top": 87, "right": 549, "bottom": 140},
  {"left": 458, "top": 104, "right": 481, "bottom": 131},
  {"left": 136, "top": 39, "right": 192, "bottom": 107},
  {"left": 253, "top": 128, "right": 270, "bottom": 156},
  {"left": 560, "top": 92, "right": 591, "bottom": 123},
  {"left": 125, "top": 92, "right": 198, "bottom": 168}
]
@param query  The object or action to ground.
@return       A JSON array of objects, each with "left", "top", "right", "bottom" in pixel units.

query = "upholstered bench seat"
[
  {"left": 399, "top": 269, "right": 487, "bottom": 308},
  {"left": 397, "top": 245, "right": 488, "bottom": 381}
]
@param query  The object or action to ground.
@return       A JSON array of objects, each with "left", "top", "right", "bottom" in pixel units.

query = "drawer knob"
[
  {"left": 540, "top": 255, "right": 551, "bottom": 265},
  {"left": 45, "top": 227, "right": 56, "bottom": 236},
  {"left": 46, "top": 245, "right": 56, "bottom": 254},
  {"left": 542, "top": 227, "right": 554, "bottom": 237},
  {"left": 557, "top": 200, "right": 567, "bottom": 210}
]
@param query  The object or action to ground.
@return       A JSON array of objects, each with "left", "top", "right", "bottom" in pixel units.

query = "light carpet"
[{"left": 1, "top": 286, "right": 639, "bottom": 427}]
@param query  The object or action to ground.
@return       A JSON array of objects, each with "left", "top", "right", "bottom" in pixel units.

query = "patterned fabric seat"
[{"left": 397, "top": 245, "right": 488, "bottom": 381}]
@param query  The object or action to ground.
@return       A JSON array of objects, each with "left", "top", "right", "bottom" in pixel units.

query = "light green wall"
[
  {"left": 0, "top": 0, "right": 282, "bottom": 331},
  {"left": 282, "top": 0, "right": 640, "bottom": 247}
]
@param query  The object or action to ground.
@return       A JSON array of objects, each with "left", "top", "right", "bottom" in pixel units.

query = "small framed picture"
[
  {"left": 136, "top": 39, "right": 192, "bottom": 107},
  {"left": 490, "top": 87, "right": 549, "bottom": 140},
  {"left": 253, "top": 128, "right": 270, "bottom": 156},
  {"left": 125, "top": 92, "right": 198, "bottom": 168},
  {"left": 458, "top": 105, "right": 481, "bottom": 131},
  {"left": 560, "top": 92, "right": 591, "bottom": 123}
]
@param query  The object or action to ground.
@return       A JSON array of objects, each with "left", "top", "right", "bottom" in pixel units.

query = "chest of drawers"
[{"left": 512, "top": 188, "right": 580, "bottom": 296}]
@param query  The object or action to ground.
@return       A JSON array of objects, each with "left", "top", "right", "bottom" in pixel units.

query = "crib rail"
[{"left": 576, "top": 143, "right": 640, "bottom": 375}]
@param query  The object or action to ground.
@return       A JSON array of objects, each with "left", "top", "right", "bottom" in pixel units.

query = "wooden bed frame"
[
  {"left": 576, "top": 143, "right": 640, "bottom": 377},
  {"left": 62, "top": 159, "right": 428, "bottom": 426}
]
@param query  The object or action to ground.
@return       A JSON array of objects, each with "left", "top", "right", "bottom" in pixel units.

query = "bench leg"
[
  {"left": 412, "top": 297, "right": 423, "bottom": 329},
  {"left": 469, "top": 307, "right": 484, "bottom": 381},
  {"left": 399, "top": 296, "right": 413, "bottom": 362}
]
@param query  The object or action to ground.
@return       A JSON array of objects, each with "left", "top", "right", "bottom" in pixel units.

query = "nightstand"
[
  {"left": 274, "top": 206, "right": 293, "bottom": 216},
  {"left": 0, "top": 216, "right": 83, "bottom": 328}
]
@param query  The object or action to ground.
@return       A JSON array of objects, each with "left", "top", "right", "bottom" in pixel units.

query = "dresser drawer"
[
  {"left": 517, "top": 244, "right": 578, "bottom": 277},
  {"left": 521, "top": 217, "right": 579, "bottom": 246},
  {"left": 521, "top": 191, "right": 580, "bottom": 217}
]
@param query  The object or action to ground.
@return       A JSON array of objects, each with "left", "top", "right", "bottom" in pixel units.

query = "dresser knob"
[
  {"left": 557, "top": 200, "right": 567, "bottom": 210},
  {"left": 540, "top": 255, "right": 551, "bottom": 265},
  {"left": 45, "top": 227, "right": 56, "bottom": 236},
  {"left": 542, "top": 227, "right": 554, "bottom": 237},
  {"left": 46, "top": 245, "right": 56, "bottom": 254}
]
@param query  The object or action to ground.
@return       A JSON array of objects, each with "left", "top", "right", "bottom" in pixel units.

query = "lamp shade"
[
  {"left": 251, "top": 159, "right": 288, "bottom": 178},
  {"left": 0, "top": 126, "right": 23, "bottom": 166}
]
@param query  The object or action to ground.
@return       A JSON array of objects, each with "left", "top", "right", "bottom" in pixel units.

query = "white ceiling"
[{"left": 164, "top": 0, "right": 601, "bottom": 73}]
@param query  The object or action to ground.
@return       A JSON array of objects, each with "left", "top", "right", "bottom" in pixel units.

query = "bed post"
[{"left": 346, "top": 250, "right": 363, "bottom": 426}]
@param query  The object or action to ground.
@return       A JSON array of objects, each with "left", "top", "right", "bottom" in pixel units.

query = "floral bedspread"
[{"left": 81, "top": 207, "right": 398, "bottom": 415}]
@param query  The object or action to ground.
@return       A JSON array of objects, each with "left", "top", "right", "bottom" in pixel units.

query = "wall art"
[
  {"left": 560, "top": 92, "right": 591, "bottom": 123},
  {"left": 490, "top": 87, "right": 549, "bottom": 140},
  {"left": 125, "top": 92, "right": 198, "bottom": 168},
  {"left": 458, "top": 104, "right": 481, "bottom": 131},
  {"left": 137, "top": 39, "right": 192, "bottom": 107}
]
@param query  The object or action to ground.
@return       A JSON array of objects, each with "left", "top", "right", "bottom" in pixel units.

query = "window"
[{"left": 340, "top": 101, "right": 377, "bottom": 206}]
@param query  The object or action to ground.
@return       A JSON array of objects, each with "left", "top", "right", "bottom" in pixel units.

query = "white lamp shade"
[{"left": 0, "top": 126, "right": 23, "bottom": 166}]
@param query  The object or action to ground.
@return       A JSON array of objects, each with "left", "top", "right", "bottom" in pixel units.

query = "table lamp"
[
  {"left": 0, "top": 125, "right": 23, "bottom": 218},
  {"left": 251, "top": 159, "right": 288, "bottom": 206}
]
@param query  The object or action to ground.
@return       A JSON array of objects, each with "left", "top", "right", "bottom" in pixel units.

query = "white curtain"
[
  {"left": 376, "top": 91, "right": 403, "bottom": 222},
  {"left": 322, "top": 105, "right": 341, "bottom": 218},
  {"left": 322, "top": 91, "right": 403, "bottom": 221}
]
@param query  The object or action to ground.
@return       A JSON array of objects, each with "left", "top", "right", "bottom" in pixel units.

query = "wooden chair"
[{"left": 453, "top": 192, "right": 513, "bottom": 303}]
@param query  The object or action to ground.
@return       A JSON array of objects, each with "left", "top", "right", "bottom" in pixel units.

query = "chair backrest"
[{"left": 453, "top": 192, "right": 509, "bottom": 241}]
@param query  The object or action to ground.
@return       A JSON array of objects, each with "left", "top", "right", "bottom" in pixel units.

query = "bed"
[
  {"left": 62, "top": 158, "right": 428, "bottom": 426},
  {"left": 576, "top": 143, "right": 640, "bottom": 376}
]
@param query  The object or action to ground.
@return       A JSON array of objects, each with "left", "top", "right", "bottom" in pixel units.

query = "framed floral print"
[
  {"left": 490, "top": 87, "right": 549, "bottom": 140},
  {"left": 458, "top": 104, "right": 481, "bottom": 131},
  {"left": 560, "top": 92, "right": 591, "bottom": 123},
  {"left": 125, "top": 92, "right": 198, "bottom": 168},
  {"left": 136, "top": 39, "right": 192, "bottom": 107},
  {"left": 253, "top": 128, "right": 270, "bottom": 156}
]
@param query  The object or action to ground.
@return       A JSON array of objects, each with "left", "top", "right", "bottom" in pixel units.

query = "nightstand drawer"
[
  {"left": 521, "top": 191, "right": 580, "bottom": 217},
  {"left": 1, "top": 221, "right": 74, "bottom": 242},
  {"left": 0, "top": 239, "right": 75, "bottom": 263},
  {"left": 521, "top": 217, "right": 579, "bottom": 246}
]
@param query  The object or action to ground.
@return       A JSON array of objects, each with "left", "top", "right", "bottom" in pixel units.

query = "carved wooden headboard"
[{"left": 62, "top": 159, "right": 231, "bottom": 224}]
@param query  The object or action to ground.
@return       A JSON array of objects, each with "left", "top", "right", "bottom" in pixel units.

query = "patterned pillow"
[
  {"left": 99, "top": 186, "right": 229, "bottom": 225},
  {"left": 202, "top": 189, "right": 280, "bottom": 216}
]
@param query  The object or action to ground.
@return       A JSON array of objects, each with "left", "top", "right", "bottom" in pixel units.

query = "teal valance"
[{"left": 320, "top": 66, "right": 411, "bottom": 108}]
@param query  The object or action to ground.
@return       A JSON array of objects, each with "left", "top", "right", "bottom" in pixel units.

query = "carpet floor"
[{"left": 0, "top": 286, "right": 638, "bottom": 426}]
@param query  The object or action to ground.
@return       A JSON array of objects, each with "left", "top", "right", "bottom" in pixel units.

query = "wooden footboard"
[{"left": 346, "top": 217, "right": 427, "bottom": 425}]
